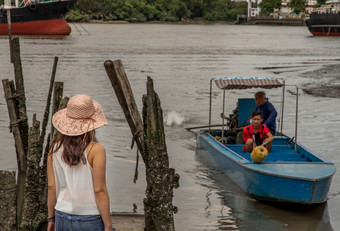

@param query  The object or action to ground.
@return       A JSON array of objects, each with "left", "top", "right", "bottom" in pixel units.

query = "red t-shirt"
[{"left": 243, "top": 125, "right": 270, "bottom": 152}]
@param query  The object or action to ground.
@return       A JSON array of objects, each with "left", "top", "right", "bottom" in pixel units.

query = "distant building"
[
  {"left": 280, "top": 0, "right": 317, "bottom": 16},
  {"left": 235, "top": 0, "right": 322, "bottom": 18}
]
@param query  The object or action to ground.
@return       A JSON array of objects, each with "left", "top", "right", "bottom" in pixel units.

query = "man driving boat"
[{"left": 255, "top": 91, "right": 277, "bottom": 135}]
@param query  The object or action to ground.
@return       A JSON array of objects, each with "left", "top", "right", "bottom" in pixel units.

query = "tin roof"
[{"left": 214, "top": 77, "right": 283, "bottom": 90}]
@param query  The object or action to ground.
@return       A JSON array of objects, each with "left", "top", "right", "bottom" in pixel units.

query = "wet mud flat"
[
  {"left": 302, "top": 64, "right": 340, "bottom": 98},
  {"left": 111, "top": 213, "right": 144, "bottom": 231}
]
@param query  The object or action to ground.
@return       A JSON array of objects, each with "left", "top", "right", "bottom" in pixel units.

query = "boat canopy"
[{"left": 214, "top": 77, "right": 283, "bottom": 90}]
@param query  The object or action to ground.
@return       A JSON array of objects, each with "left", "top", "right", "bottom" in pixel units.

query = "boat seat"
[{"left": 228, "top": 144, "right": 307, "bottom": 162}]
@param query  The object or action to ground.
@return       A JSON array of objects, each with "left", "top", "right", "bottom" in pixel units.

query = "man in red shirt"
[{"left": 243, "top": 111, "right": 274, "bottom": 153}]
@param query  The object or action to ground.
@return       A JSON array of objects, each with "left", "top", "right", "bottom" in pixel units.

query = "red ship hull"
[
  {"left": 310, "top": 31, "right": 340, "bottom": 36},
  {"left": 0, "top": 0, "right": 76, "bottom": 35},
  {"left": 0, "top": 18, "right": 71, "bottom": 35}
]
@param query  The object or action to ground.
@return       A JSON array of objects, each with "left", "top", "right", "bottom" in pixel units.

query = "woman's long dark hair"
[{"left": 50, "top": 130, "right": 97, "bottom": 166}]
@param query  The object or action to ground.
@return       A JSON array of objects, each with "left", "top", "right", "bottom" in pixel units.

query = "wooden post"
[
  {"left": 1, "top": 41, "right": 62, "bottom": 230},
  {"left": 50, "top": 82, "right": 64, "bottom": 141},
  {"left": 2, "top": 79, "right": 27, "bottom": 228},
  {"left": 38, "top": 57, "right": 59, "bottom": 216},
  {"left": 0, "top": 170, "right": 17, "bottom": 231},
  {"left": 38, "top": 133, "right": 50, "bottom": 211},
  {"left": 11, "top": 38, "right": 29, "bottom": 155},
  {"left": 20, "top": 114, "right": 42, "bottom": 230},
  {"left": 4, "top": 0, "right": 13, "bottom": 63},
  {"left": 40, "top": 57, "right": 58, "bottom": 149},
  {"left": 104, "top": 60, "right": 179, "bottom": 231},
  {"left": 142, "top": 77, "right": 179, "bottom": 231},
  {"left": 104, "top": 60, "right": 146, "bottom": 160},
  {"left": 6, "top": 9, "right": 13, "bottom": 63}
]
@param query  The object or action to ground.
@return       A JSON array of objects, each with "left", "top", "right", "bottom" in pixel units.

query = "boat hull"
[
  {"left": 198, "top": 132, "right": 335, "bottom": 204},
  {"left": 306, "top": 13, "right": 340, "bottom": 36},
  {"left": 0, "top": 0, "right": 76, "bottom": 35},
  {"left": 0, "top": 18, "right": 71, "bottom": 35}
]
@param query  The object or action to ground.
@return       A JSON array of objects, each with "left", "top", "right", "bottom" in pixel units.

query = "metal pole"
[
  {"left": 294, "top": 86, "right": 298, "bottom": 150},
  {"left": 208, "top": 78, "right": 213, "bottom": 134},
  {"left": 221, "top": 89, "right": 225, "bottom": 138},
  {"left": 280, "top": 80, "right": 285, "bottom": 136}
]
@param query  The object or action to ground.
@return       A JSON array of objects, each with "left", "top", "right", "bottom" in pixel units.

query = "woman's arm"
[
  {"left": 90, "top": 143, "right": 112, "bottom": 231},
  {"left": 47, "top": 154, "right": 56, "bottom": 231}
]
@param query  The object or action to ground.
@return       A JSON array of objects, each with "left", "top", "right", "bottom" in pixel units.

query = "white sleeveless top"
[{"left": 52, "top": 145, "right": 100, "bottom": 215}]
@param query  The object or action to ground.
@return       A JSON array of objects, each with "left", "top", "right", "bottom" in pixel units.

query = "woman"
[{"left": 47, "top": 94, "right": 114, "bottom": 231}]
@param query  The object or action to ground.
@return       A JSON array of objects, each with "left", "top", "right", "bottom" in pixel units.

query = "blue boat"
[{"left": 195, "top": 77, "right": 336, "bottom": 204}]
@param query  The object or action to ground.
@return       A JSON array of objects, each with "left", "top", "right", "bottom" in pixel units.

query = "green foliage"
[
  {"left": 0, "top": 0, "right": 248, "bottom": 22},
  {"left": 65, "top": 9, "right": 90, "bottom": 21},
  {"left": 288, "top": 0, "right": 306, "bottom": 14},
  {"left": 316, "top": 0, "right": 327, "bottom": 7},
  {"left": 202, "top": 0, "right": 247, "bottom": 21},
  {"left": 64, "top": 0, "right": 251, "bottom": 22},
  {"left": 259, "top": 0, "right": 282, "bottom": 16}
]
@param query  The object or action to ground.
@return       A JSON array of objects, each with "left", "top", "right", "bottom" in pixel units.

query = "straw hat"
[{"left": 52, "top": 94, "right": 108, "bottom": 136}]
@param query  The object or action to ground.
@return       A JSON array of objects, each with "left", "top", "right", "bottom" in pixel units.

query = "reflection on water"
[{"left": 1, "top": 23, "right": 340, "bottom": 230}]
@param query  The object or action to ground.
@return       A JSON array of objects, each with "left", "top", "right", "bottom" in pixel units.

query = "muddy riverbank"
[{"left": 302, "top": 64, "right": 340, "bottom": 98}]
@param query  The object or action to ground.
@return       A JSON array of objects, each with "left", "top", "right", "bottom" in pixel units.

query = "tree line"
[
  {"left": 0, "top": 0, "right": 331, "bottom": 23},
  {"left": 65, "top": 0, "right": 329, "bottom": 22},
  {"left": 65, "top": 0, "right": 248, "bottom": 22}
]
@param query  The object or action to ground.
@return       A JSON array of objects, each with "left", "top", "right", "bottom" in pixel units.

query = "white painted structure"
[{"left": 245, "top": 0, "right": 262, "bottom": 17}]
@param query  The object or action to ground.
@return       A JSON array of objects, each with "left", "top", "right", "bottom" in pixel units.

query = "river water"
[{"left": 0, "top": 23, "right": 340, "bottom": 230}]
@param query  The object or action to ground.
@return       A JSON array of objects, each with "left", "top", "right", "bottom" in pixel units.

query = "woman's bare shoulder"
[{"left": 89, "top": 142, "right": 106, "bottom": 156}]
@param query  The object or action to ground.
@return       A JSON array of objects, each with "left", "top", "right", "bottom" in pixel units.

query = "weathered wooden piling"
[
  {"left": 11, "top": 37, "right": 29, "bottom": 153},
  {"left": 40, "top": 57, "right": 58, "bottom": 149},
  {"left": 50, "top": 82, "right": 64, "bottom": 141},
  {"left": 104, "top": 60, "right": 146, "bottom": 160},
  {"left": 104, "top": 60, "right": 179, "bottom": 231},
  {"left": 0, "top": 170, "right": 17, "bottom": 231},
  {"left": 20, "top": 115, "right": 41, "bottom": 230},
  {"left": 38, "top": 57, "right": 59, "bottom": 220},
  {"left": 142, "top": 76, "right": 180, "bottom": 230},
  {"left": 1, "top": 37, "right": 64, "bottom": 230},
  {"left": 2, "top": 79, "right": 27, "bottom": 228}
]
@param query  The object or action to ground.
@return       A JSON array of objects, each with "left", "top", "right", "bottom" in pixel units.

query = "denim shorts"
[{"left": 55, "top": 210, "right": 115, "bottom": 231}]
